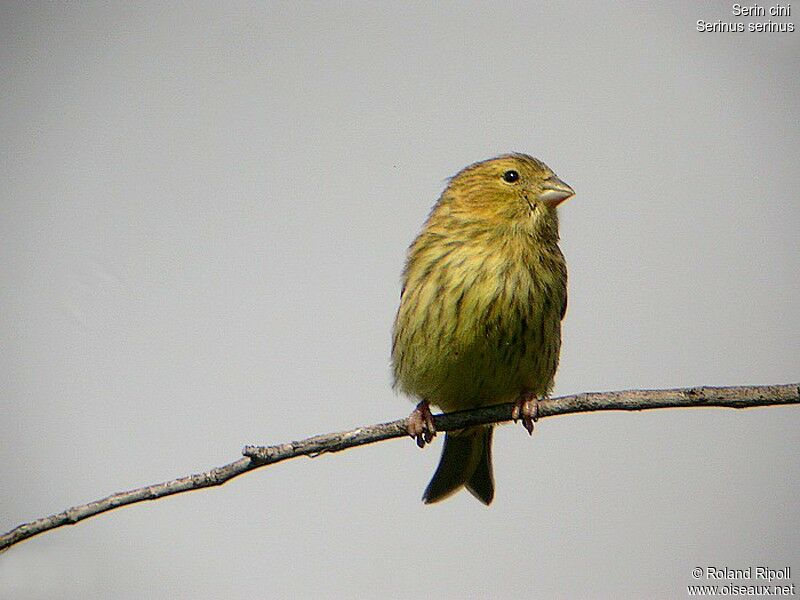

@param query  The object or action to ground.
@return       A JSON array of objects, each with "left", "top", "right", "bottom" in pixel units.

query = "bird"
[{"left": 391, "top": 153, "right": 574, "bottom": 504}]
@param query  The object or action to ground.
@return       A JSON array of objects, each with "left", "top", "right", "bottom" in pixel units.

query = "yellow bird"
[{"left": 391, "top": 153, "right": 574, "bottom": 504}]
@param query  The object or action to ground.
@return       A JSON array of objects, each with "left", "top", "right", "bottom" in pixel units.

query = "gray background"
[{"left": 1, "top": 2, "right": 798, "bottom": 598}]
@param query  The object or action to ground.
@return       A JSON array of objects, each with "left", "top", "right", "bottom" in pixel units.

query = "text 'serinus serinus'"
[{"left": 391, "top": 153, "right": 574, "bottom": 504}]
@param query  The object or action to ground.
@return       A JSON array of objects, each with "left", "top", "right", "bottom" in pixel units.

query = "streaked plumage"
[{"left": 391, "top": 153, "right": 573, "bottom": 504}]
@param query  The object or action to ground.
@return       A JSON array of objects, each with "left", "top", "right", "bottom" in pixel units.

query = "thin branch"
[{"left": 2, "top": 383, "right": 798, "bottom": 552}]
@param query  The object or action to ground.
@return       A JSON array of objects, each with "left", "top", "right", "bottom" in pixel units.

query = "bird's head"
[{"left": 438, "top": 153, "right": 574, "bottom": 240}]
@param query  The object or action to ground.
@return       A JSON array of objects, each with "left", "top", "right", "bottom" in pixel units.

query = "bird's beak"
[{"left": 540, "top": 176, "right": 575, "bottom": 208}]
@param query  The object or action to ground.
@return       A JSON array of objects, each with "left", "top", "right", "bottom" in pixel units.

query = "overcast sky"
[{"left": 2, "top": 2, "right": 798, "bottom": 598}]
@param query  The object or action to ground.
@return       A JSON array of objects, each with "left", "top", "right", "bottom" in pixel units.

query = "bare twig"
[{"left": 2, "top": 383, "right": 798, "bottom": 552}]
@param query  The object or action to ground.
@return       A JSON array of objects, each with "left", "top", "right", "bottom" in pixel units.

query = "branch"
[{"left": 2, "top": 383, "right": 797, "bottom": 552}]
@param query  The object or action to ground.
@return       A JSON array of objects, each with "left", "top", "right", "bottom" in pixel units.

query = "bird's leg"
[
  {"left": 407, "top": 400, "right": 436, "bottom": 448},
  {"left": 512, "top": 392, "right": 540, "bottom": 436}
]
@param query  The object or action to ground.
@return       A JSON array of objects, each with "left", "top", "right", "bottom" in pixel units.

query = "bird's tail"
[{"left": 422, "top": 426, "right": 494, "bottom": 505}]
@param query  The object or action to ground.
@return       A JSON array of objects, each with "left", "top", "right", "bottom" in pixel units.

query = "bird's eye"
[{"left": 502, "top": 170, "right": 520, "bottom": 183}]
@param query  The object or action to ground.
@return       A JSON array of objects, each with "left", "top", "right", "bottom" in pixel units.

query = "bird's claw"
[
  {"left": 512, "top": 394, "right": 539, "bottom": 435},
  {"left": 407, "top": 400, "right": 436, "bottom": 448}
]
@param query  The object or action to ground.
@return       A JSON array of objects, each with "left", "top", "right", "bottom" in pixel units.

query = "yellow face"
[{"left": 441, "top": 153, "right": 574, "bottom": 230}]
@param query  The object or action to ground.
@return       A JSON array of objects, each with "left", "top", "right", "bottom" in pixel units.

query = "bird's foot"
[
  {"left": 407, "top": 400, "right": 436, "bottom": 448},
  {"left": 512, "top": 393, "right": 540, "bottom": 435}
]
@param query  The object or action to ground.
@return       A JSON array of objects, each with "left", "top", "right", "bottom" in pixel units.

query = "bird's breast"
[{"left": 392, "top": 235, "right": 565, "bottom": 411}]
